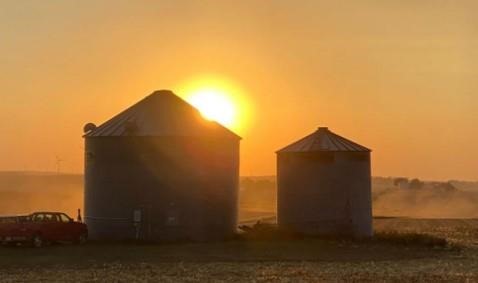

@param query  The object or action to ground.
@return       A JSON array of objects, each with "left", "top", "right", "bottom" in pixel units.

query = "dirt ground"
[{"left": 1, "top": 217, "right": 478, "bottom": 282}]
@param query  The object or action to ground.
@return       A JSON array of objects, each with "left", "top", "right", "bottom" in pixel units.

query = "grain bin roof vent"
[
  {"left": 83, "top": 90, "right": 240, "bottom": 139},
  {"left": 277, "top": 127, "right": 371, "bottom": 153},
  {"left": 83, "top": 123, "right": 97, "bottom": 134}
]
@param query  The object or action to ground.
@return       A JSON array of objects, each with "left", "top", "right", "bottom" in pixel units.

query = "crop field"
[
  {"left": 1, "top": 217, "right": 477, "bottom": 282},
  {"left": 1, "top": 174, "right": 477, "bottom": 282}
]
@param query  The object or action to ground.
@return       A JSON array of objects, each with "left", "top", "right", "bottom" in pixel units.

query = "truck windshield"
[{"left": 60, "top": 214, "right": 71, "bottom": 223}]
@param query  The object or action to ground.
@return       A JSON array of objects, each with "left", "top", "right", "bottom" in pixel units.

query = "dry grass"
[
  {"left": 2, "top": 259, "right": 478, "bottom": 282},
  {"left": 371, "top": 231, "right": 449, "bottom": 248}
]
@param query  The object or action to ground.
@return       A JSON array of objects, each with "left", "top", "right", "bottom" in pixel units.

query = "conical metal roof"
[
  {"left": 83, "top": 90, "right": 240, "bottom": 139},
  {"left": 277, "top": 127, "right": 370, "bottom": 153}
]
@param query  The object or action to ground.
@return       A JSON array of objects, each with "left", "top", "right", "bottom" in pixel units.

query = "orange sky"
[{"left": 1, "top": 1, "right": 477, "bottom": 180}]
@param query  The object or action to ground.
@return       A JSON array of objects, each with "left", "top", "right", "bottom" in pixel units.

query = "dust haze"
[
  {"left": 0, "top": 172, "right": 477, "bottom": 219},
  {"left": 239, "top": 177, "right": 478, "bottom": 219},
  {"left": 372, "top": 177, "right": 478, "bottom": 218},
  {"left": 0, "top": 172, "right": 83, "bottom": 218}
]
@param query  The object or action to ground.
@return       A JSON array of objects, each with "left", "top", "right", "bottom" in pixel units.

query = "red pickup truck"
[{"left": 0, "top": 212, "right": 88, "bottom": 247}]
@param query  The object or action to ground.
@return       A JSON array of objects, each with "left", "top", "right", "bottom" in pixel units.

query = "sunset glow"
[
  {"left": 188, "top": 88, "right": 236, "bottom": 127},
  {"left": 1, "top": 1, "right": 477, "bottom": 180},
  {"left": 2, "top": 2, "right": 478, "bottom": 279},
  {"left": 180, "top": 77, "right": 251, "bottom": 134}
]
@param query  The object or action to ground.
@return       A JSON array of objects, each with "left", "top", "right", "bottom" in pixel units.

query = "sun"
[
  {"left": 178, "top": 76, "right": 251, "bottom": 134},
  {"left": 187, "top": 88, "right": 236, "bottom": 127}
]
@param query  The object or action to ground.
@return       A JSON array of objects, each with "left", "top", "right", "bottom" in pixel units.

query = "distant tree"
[
  {"left": 433, "top": 182, "right": 457, "bottom": 192},
  {"left": 445, "top": 181, "right": 457, "bottom": 191},
  {"left": 409, "top": 178, "right": 424, "bottom": 190},
  {"left": 393, "top": 177, "right": 409, "bottom": 189}
]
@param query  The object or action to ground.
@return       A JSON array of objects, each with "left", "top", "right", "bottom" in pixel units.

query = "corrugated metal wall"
[
  {"left": 85, "top": 136, "right": 239, "bottom": 241},
  {"left": 277, "top": 151, "right": 372, "bottom": 237}
]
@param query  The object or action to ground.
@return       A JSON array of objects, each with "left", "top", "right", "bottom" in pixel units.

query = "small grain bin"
[
  {"left": 83, "top": 90, "right": 240, "bottom": 241},
  {"left": 276, "top": 127, "right": 372, "bottom": 237}
]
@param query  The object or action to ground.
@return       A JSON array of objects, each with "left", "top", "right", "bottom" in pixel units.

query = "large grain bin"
[
  {"left": 276, "top": 127, "right": 372, "bottom": 237},
  {"left": 83, "top": 90, "right": 240, "bottom": 241}
]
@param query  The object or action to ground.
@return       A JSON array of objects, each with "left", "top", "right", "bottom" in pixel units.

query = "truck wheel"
[
  {"left": 32, "top": 235, "right": 43, "bottom": 248},
  {"left": 77, "top": 234, "right": 87, "bottom": 245}
]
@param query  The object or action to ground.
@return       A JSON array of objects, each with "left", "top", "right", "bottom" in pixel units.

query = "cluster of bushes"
[
  {"left": 238, "top": 222, "right": 450, "bottom": 249},
  {"left": 371, "top": 231, "right": 449, "bottom": 248},
  {"left": 393, "top": 177, "right": 458, "bottom": 192}
]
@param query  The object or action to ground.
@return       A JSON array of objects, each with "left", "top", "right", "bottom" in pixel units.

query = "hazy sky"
[{"left": 1, "top": 1, "right": 477, "bottom": 180}]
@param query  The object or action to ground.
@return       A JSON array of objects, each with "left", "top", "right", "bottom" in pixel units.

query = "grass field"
[{"left": 1, "top": 217, "right": 478, "bottom": 282}]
